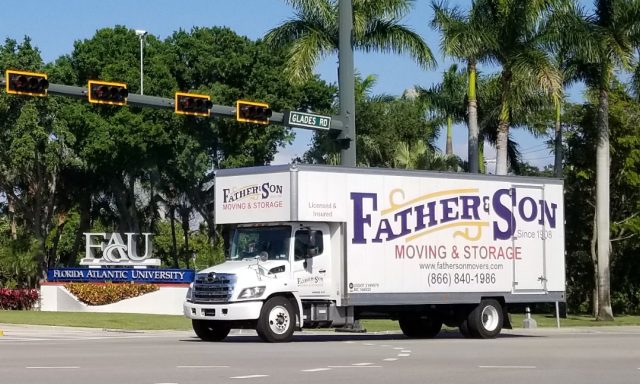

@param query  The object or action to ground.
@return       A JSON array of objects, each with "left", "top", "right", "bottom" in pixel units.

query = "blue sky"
[{"left": 0, "top": 0, "right": 570, "bottom": 169}]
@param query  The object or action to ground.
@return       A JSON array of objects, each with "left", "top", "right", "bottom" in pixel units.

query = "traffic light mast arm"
[{"left": 0, "top": 78, "right": 344, "bottom": 130}]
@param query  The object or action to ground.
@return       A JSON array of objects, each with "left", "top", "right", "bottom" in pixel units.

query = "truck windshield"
[{"left": 228, "top": 225, "right": 292, "bottom": 261}]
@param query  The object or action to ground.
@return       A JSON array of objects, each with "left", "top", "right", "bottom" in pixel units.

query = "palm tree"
[
  {"left": 431, "top": 0, "right": 496, "bottom": 173},
  {"left": 393, "top": 140, "right": 461, "bottom": 171},
  {"left": 419, "top": 64, "right": 467, "bottom": 156},
  {"left": 265, "top": 0, "right": 436, "bottom": 84},
  {"left": 478, "top": 0, "right": 562, "bottom": 175},
  {"left": 556, "top": 0, "right": 640, "bottom": 321}
]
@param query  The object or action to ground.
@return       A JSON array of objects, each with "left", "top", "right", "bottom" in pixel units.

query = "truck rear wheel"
[
  {"left": 467, "top": 299, "right": 503, "bottom": 339},
  {"left": 192, "top": 320, "right": 231, "bottom": 341},
  {"left": 256, "top": 296, "right": 295, "bottom": 343},
  {"left": 399, "top": 315, "right": 442, "bottom": 338}
]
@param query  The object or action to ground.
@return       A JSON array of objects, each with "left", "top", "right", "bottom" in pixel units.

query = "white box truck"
[{"left": 184, "top": 165, "right": 565, "bottom": 342}]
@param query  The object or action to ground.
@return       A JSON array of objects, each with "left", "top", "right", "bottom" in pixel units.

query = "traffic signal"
[
  {"left": 5, "top": 70, "right": 49, "bottom": 96},
  {"left": 236, "top": 100, "right": 272, "bottom": 125},
  {"left": 88, "top": 80, "right": 128, "bottom": 106},
  {"left": 175, "top": 92, "right": 213, "bottom": 117}
]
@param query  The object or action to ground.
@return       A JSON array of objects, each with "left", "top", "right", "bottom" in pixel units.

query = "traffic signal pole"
[
  {"left": 1, "top": 77, "right": 344, "bottom": 131},
  {"left": 338, "top": 0, "right": 357, "bottom": 167}
]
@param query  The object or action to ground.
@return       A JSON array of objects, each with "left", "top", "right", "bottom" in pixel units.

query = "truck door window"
[{"left": 294, "top": 229, "right": 323, "bottom": 260}]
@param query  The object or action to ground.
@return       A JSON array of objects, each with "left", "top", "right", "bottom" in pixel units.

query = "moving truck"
[{"left": 184, "top": 165, "right": 565, "bottom": 342}]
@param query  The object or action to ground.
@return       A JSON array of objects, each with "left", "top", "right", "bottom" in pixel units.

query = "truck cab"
[{"left": 184, "top": 222, "right": 341, "bottom": 342}]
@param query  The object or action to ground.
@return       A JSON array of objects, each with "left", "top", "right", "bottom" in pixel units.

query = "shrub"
[
  {"left": 64, "top": 283, "right": 159, "bottom": 306},
  {"left": 0, "top": 288, "right": 39, "bottom": 310}
]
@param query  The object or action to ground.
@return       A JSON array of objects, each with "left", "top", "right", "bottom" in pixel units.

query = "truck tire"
[
  {"left": 467, "top": 299, "right": 503, "bottom": 339},
  {"left": 399, "top": 316, "right": 443, "bottom": 338},
  {"left": 256, "top": 296, "right": 295, "bottom": 343},
  {"left": 192, "top": 320, "right": 231, "bottom": 341}
]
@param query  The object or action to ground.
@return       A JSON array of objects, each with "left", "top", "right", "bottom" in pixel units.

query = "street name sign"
[{"left": 285, "top": 110, "right": 332, "bottom": 130}]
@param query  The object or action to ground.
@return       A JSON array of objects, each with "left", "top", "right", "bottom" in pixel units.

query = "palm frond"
[{"left": 358, "top": 20, "right": 437, "bottom": 69}]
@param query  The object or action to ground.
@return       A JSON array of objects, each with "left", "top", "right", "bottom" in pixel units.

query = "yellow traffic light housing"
[
  {"left": 175, "top": 92, "right": 213, "bottom": 117},
  {"left": 88, "top": 80, "right": 128, "bottom": 106},
  {"left": 5, "top": 69, "right": 49, "bottom": 96},
  {"left": 236, "top": 100, "right": 272, "bottom": 125}
]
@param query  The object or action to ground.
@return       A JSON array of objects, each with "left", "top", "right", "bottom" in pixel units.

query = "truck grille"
[{"left": 192, "top": 273, "right": 236, "bottom": 303}]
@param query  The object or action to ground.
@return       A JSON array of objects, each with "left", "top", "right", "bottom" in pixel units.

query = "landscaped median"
[{"left": 1, "top": 310, "right": 640, "bottom": 332}]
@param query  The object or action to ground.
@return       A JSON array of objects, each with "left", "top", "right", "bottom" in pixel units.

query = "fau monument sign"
[{"left": 81, "top": 232, "right": 160, "bottom": 266}]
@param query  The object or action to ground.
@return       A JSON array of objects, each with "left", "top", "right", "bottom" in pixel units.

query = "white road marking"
[
  {"left": 479, "top": 365, "right": 537, "bottom": 369},
  {"left": 26, "top": 366, "right": 79, "bottom": 369},
  {"left": 363, "top": 343, "right": 375, "bottom": 346},
  {"left": 327, "top": 365, "right": 382, "bottom": 368},
  {"left": 352, "top": 363, "right": 375, "bottom": 366},
  {"left": 302, "top": 368, "right": 332, "bottom": 372},
  {"left": 383, "top": 358, "right": 399, "bottom": 361},
  {"left": 230, "top": 375, "right": 269, "bottom": 379},
  {"left": 177, "top": 365, "right": 229, "bottom": 368},
  {"left": 397, "top": 353, "right": 410, "bottom": 357},
  {"left": 401, "top": 350, "right": 411, "bottom": 353}
]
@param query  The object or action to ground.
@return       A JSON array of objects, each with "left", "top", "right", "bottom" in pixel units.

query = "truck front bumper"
[{"left": 184, "top": 300, "right": 263, "bottom": 321}]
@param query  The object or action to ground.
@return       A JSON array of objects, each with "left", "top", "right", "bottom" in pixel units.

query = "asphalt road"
[{"left": 0, "top": 324, "right": 639, "bottom": 384}]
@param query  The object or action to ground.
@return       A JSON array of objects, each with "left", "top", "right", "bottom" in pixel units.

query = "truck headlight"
[
  {"left": 238, "top": 286, "right": 266, "bottom": 299},
  {"left": 185, "top": 283, "right": 193, "bottom": 302}
]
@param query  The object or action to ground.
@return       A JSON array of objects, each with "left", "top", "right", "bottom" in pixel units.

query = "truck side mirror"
[{"left": 306, "top": 247, "right": 319, "bottom": 258}]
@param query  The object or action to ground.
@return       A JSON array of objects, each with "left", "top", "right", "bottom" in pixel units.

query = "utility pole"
[{"left": 338, "top": 0, "right": 356, "bottom": 167}]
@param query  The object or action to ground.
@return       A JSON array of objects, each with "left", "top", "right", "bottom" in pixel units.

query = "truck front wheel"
[
  {"left": 399, "top": 315, "right": 442, "bottom": 338},
  {"left": 192, "top": 320, "right": 231, "bottom": 341},
  {"left": 467, "top": 299, "right": 503, "bottom": 339},
  {"left": 256, "top": 296, "right": 295, "bottom": 343}
]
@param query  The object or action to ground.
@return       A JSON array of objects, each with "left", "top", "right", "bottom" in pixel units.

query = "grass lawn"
[{"left": 2, "top": 310, "right": 640, "bottom": 332}]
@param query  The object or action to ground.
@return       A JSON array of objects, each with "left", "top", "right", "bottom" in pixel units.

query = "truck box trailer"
[{"left": 183, "top": 165, "right": 565, "bottom": 342}]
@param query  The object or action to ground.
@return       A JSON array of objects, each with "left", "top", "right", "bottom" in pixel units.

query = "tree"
[
  {"left": 302, "top": 75, "right": 440, "bottom": 166},
  {"left": 563, "top": 85, "right": 640, "bottom": 315},
  {"left": 0, "top": 38, "right": 79, "bottom": 279},
  {"left": 431, "top": 0, "right": 496, "bottom": 172},
  {"left": 419, "top": 64, "right": 467, "bottom": 156},
  {"left": 477, "top": 0, "right": 562, "bottom": 175},
  {"left": 393, "top": 140, "right": 462, "bottom": 171},
  {"left": 558, "top": 0, "right": 640, "bottom": 320},
  {"left": 265, "top": 0, "right": 436, "bottom": 84}
]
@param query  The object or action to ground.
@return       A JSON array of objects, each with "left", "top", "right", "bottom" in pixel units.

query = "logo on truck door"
[{"left": 350, "top": 188, "right": 558, "bottom": 244}]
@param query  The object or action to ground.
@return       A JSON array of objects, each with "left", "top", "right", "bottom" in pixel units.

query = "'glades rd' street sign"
[{"left": 284, "top": 110, "right": 331, "bottom": 130}]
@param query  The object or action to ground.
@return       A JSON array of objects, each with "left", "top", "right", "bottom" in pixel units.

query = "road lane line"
[
  {"left": 383, "top": 358, "right": 399, "bottom": 361},
  {"left": 352, "top": 363, "right": 375, "bottom": 366},
  {"left": 327, "top": 365, "right": 382, "bottom": 368},
  {"left": 401, "top": 350, "right": 411, "bottom": 353},
  {"left": 398, "top": 353, "right": 410, "bottom": 357},
  {"left": 479, "top": 365, "right": 537, "bottom": 369},
  {"left": 230, "top": 375, "right": 269, "bottom": 379},
  {"left": 177, "top": 365, "right": 229, "bottom": 368},
  {"left": 26, "top": 366, "right": 79, "bottom": 369},
  {"left": 302, "top": 368, "right": 332, "bottom": 372}
]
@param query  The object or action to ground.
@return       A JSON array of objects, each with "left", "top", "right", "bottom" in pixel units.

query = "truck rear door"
[{"left": 512, "top": 185, "right": 548, "bottom": 293}]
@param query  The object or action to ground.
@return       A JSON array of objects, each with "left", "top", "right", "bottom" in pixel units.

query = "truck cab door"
[{"left": 292, "top": 225, "right": 331, "bottom": 299}]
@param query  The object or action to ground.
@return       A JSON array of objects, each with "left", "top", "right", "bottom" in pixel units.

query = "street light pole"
[{"left": 135, "top": 30, "right": 147, "bottom": 95}]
